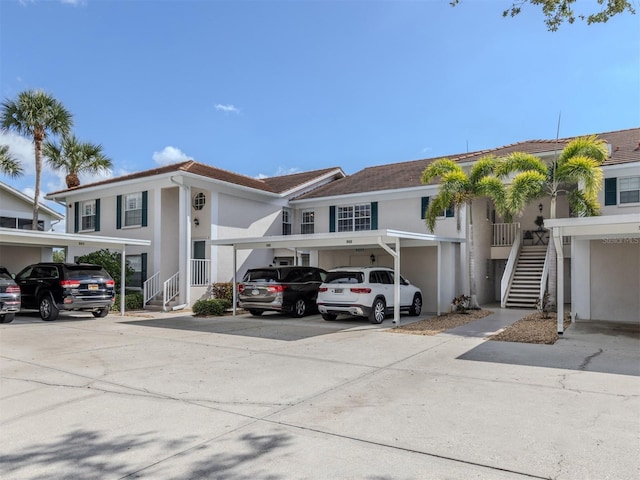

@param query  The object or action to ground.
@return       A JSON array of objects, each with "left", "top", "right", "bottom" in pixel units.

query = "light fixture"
[
  {"left": 194, "top": 218, "right": 199, "bottom": 226},
  {"left": 538, "top": 203, "right": 543, "bottom": 213},
  {"left": 370, "top": 254, "right": 376, "bottom": 263}
]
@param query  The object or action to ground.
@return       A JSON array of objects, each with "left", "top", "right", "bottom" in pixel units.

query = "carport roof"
[
  {"left": 209, "top": 229, "right": 464, "bottom": 250},
  {"left": 545, "top": 214, "right": 640, "bottom": 240},
  {"left": 0, "top": 227, "right": 151, "bottom": 249}
]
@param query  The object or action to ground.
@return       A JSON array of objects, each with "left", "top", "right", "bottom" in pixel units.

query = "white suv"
[{"left": 316, "top": 266, "right": 422, "bottom": 324}]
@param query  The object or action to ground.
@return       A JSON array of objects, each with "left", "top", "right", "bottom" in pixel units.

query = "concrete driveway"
[{"left": 1, "top": 309, "right": 638, "bottom": 479}]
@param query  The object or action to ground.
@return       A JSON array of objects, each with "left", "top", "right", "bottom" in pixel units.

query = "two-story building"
[{"left": 45, "top": 128, "right": 640, "bottom": 325}]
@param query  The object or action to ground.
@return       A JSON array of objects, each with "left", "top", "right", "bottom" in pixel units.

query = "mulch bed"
[{"left": 390, "top": 309, "right": 492, "bottom": 336}]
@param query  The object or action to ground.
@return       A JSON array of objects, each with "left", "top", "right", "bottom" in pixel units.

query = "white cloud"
[
  {"left": 152, "top": 146, "right": 192, "bottom": 166},
  {"left": 60, "top": 0, "right": 86, "bottom": 6},
  {"left": 0, "top": 131, "right": 34, "bottom": 175},
  {"left": 215, "top": 104, "right": 240, "bottom": 114},
  {"left": 256, "top": 167, "right": 300, "bottom": 179}
]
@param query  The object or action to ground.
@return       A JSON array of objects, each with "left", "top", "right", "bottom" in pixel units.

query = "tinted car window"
[
  {"left": 67, "top": 266, "right": 109, "bottom": 279},
  {"left": 324, "top": 272, "right": 363, "bottom": 284},
  {"left": 0, "top": 271, "right": 11, "bottom": 280},
  {"left": 243, "top": 269, "right": 280, "bottom": 282}
]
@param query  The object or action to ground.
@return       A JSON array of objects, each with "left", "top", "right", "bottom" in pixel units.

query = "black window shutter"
[
  {"left": 74, "top": 202, "right": 79, "bottom": 233},
  {"left": 141, "top": 253, "right": 147, "bottom": 283},
  {"left": 421, "top": 197, "right": 429, "bottom": 219},
  {"left": 329, "top": 206, "right": 336, "bottom": 232},
  {"left": 604, "top": 178, "right": 617, "bottom": 206},
  {"left": 370, "top": 202, "right": 378, "bottom": 230},
  {"left": 116, "top": 195, "right": 122, "bottom": 229},
  {"left": 95, "top": 199, "right": 100, "bottom": 232},
  {"left": 142, "top": 191, "right": 148, "bottom": 227},
  {"left": 446, "top": 206, "right": 455, "bottom": 218}
]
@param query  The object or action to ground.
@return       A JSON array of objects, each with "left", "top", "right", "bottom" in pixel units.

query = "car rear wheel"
[
  {"left": 92, "top": 308, "right": 109, "bottom": 318},
  {"left": 409, "top": 293, "right": 422, "bottom": 316},
  {"left": 292, "top": 298, "right": 307, "bottom": 317},
  {"left": 249, "top": 309, "right": 264, "bottom": 316},
  {"left": 369, "top": 298, "right": 386, "bottom": 324},
  {"left": 39, "top": 294, "right": 59, "bottom": 321},
  {"left": 322, "top": 313, "right": 337, "bottom": 321},
  {"left": 0, "top": 313, "right": 15, "bottom": 324}
]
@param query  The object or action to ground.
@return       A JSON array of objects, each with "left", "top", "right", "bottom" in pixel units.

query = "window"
[
  {"left": 619, "top": 176, "right": 640, "bottom": 204},
  {"left": 192, "top": 192, "right": 206, "bottom": 210},
  {"left": 124, "top": 192, "right": 143, "bottom": 227},
  {"left": 126, "top": 254, "right": 146, "bottom": 289},
  {"left": 81, "top": 200, "right": 96, "bottom": 231},
  {"left": 282, "top": 208, "right": 292, "bottom": 235},
  {"left": 420, "top": 197, "right": 454, "bottom": 219},
  {"left": 301, "top": 210, "right": 314, "bottom": 234},
  {"left": 338, "top": 204, "right": 371, "bottom": 232},
  {"left": 0, "top": 216, "right": 44, "bottom": 230}
]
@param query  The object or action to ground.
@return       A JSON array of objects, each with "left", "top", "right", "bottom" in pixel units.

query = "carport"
[
  {"left": 210, "top": 229, "right": 463, "bottom": 325},
  {"left": 546, "top": 214, "right": 640, "bottom": 333},
  {"left": 0, "top": 227, "right": 151, "bottom": 315}
]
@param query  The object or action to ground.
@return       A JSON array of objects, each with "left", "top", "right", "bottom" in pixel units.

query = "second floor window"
[
  {"left": 338, "top": 204, "right": 371, "bottom": 232},
  {"left": 282, "top": 208, "right": 292, "bottom": 235},
  {"left": 301, "top": 210, "right": 314, "bottom": 234},
  {"left": 620, "top": 176, "right": 640, "bottom": 204},
  {"left": 81, "top": 200, "right": 96, "bottom": 231},
  {"left": 125, "top": 192, "right": 143, "bottom": 227}
]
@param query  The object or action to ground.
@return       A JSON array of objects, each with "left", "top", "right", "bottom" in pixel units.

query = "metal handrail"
[
  {"left": 191, "top": 258, "right": 210, "bottom": 286},
  {"left": 143, "top": 272, "right": 160, "bottom": 306},
  {"left": 501, "top": 223, "right": 521, "bottom": 308},
  {"left": 163, "top": 272, "right": 180, "bottom": 310}
]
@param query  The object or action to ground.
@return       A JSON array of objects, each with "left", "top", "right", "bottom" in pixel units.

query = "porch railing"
[
  {"left": 143, "top": 271, "right": 161, "bottom": 306},
  {"left": 163, "top": 272, "right": 180, "bottom": 310},
  {"left": 501, "top": 223, "right": 521, "bottom": 308},
  {"left": 191, "top": 258, "right": 210, "bottom": 286},
  {"left": 493, "top": 222, "right": 520, "bottom": 246}
]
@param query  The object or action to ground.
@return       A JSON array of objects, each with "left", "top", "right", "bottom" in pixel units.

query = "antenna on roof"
[{"left": 466, "top": 140, "right": 469, "bottom": 153}]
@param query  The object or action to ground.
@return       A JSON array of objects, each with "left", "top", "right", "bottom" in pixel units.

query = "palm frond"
[
  {"left": 421, "top": 158, "right": 461, "bottom": 184},
  {"left": 0, "top": 144, "right": 23, "bottom": 177},
  {"left": 424, "top": 193, "right": 453, "bottom": 232},
  {"left": 557, "top": 135, "right": 608, "bottom": 167},
  {"left": 555, "top": 155, "right": 604, "bottom": 197},
  {"left": 495, "top": 152, "right": 547, "bottom": 178},
  {"left": 468, "top": 155, "right": 498, "bottom": 185},
  {"left": 476, "top": 176, "right": 509, "bottom": 221},
  {"left": 568, "top": 189, "right": 601, "bottom": 217},
  {"left": 504, "top": 170, "right": 546, "bottom": 218}
]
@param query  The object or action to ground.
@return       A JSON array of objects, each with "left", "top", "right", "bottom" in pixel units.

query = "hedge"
[
  {"left": 111, "top": 291, "right": 144, "bottom": 311},
  {"left": 192, "top": 298, "right": 232, "bottom": 316}
]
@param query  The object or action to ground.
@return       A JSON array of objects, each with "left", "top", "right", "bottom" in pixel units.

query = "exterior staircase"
[
  {"left": 144, "top": 294, "right": 179, "bottom": 312},
  {"left": 505, "top": 245, "right": 546, "bottom": 308}
]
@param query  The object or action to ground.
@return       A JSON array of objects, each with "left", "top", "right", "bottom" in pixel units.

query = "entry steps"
[{"left": 505, "top": 245, "right": 546, "bottom": 309}]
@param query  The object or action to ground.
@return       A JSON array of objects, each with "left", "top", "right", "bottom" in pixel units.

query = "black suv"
[
  {"left": 238, "top": 266, "right": 326, "bottom": 317},
  {"left": 15, "top": 263, "right": 115, "bottom": 321}
]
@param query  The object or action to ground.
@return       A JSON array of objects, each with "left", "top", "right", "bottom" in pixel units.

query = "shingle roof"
[
  {"left": 294, "top": 128, "right": 640, "bottom": 200},
  {"left": 47, "top": 160, "right": 343, "bottom": 197}
]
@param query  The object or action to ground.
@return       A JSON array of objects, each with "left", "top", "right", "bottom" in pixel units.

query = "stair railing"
[
  {"left": 501, "top": 223, "right": 521, "bottom": 308},
  {"left": 143, "top": 272, "right": 160, "bottom": 307},
  {"left": 163, "top": 272, "right": 180, "bottom": 311}
]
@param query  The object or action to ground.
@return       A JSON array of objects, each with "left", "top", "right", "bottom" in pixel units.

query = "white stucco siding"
[
  {"left": 0, "top": 189, "right": 60, "bottom": 231},
  {"left": 600, "top": 165, "right": 640, "bottom": 216},
  {"left": 377, "top": 197, "right": 460, "bottom": 238},
  {"left": 589, "top": 239, "right": 640, "bottom": 323},
  {"left": 0, "top": 246, "right": 53, "bottom": 274}
]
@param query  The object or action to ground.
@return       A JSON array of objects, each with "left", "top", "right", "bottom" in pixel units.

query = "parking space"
[{"left": 1, "top": 309, "right": 638, "bottom": 479}]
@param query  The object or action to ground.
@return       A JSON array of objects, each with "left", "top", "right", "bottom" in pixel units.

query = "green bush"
[
  {"left": 193, "top": 298, "right": 232, "bottom": 316},
  {"left": 76, "top": 249, "right": 134, "bottom": 289},
  {"left": 211, "top": 282, "right": 234, "bottom": 303},
  {"left": 111, "top": 291, "right": 144, "bottom": 311}
]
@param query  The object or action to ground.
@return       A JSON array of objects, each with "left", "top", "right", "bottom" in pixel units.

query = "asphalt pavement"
[{"left": 1, "top": 308, "right": 638, "bottom": 479}]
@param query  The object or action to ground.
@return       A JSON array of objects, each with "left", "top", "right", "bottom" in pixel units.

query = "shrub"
[
  {"left": 111, "top": 291, "right": 144, "bottom": 311},
  {"left": 210, "top": 282, "right": 234, "bottom": 303},
  {"left": 535, "top": 292, "right": 554, "bottom": 319},
  {"left": 193, "top": 298, "right": 232, "bottom": 316}
]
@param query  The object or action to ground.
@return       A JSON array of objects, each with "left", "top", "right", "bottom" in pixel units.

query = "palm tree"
[
  {"left": 44, "top": 135, "right": 112, "bottom": 188},
  {"left": 421, "top": 156, "right": 502, "bottom": 309},
  {"left": 0, "top": 145, "right": 23, "bottom": 177},
  {"left": 492, "top": 135, "right": 609, "bottom": 307},
  {"left": 1, "top": 90, "right": 72, "bottom": 229}
]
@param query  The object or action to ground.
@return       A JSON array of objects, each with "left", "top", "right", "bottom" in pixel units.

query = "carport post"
[
  {"left": 120, "top": 244, "right": 126, "bottom": 316},
  {"left": 552, "top": 229, "right": 564, "bottom": 334},
  {"left": 232, "top": 245, "right": 238, "bottom": 316}
]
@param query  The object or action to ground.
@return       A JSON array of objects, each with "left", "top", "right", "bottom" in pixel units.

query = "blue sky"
[{"left": 1, "top": 0, "right": 639, "bottom": 216}]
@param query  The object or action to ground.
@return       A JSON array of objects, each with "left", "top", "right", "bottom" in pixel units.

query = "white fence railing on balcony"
[
  {"left": 143, "top": 272, "right": 161, "bottom": 306},
  {"left": 493, "top": 222, "right": 520, "bottom": 246},
  {"left": 163, "top": 272, "right": 180, "bottom": 310},
  {"left": 191, "top": 259, "right": 210, "bottom": 286}
]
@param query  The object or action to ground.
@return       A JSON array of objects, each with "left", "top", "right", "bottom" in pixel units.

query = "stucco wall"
[
  {"left": 0, "top": 246, "right": 53, "bottom": 274},
  {"left": 590, "top": 239, "right": 640, "bottom": 323}
]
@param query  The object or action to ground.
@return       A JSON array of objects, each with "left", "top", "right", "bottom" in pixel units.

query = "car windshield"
[
  {"left": 0, "top": 271, "right": 12, "bottom": 280},
  {"left": 324, "top": 272, "right": 363, "bottom": 284},
  {"left": 243, "top": 270, "right": 280, "bottom": 282}
]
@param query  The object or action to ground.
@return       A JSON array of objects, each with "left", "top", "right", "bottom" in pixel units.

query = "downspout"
[
  {"left": 170, "top": 176, "right": 191, "bottom": 309},
  {"left": 120, "top": 243, "right": 126, "bottom": 316}
]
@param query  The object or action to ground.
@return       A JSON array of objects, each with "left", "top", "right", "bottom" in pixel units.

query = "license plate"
[
  {"left": 333, "top": 288, "right": 343, "bottom": 294},
  {"left": 88, "top": 284, "right": 98, "bottom": 290},
  {"left": 251, "top": 289, "right": 260, "bottom": 295}
]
